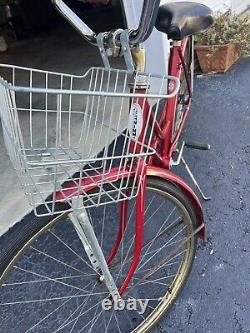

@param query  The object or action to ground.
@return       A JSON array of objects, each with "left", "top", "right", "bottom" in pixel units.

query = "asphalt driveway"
[{"left": 155, "top": 57, "right": 250, "bottom": 333}]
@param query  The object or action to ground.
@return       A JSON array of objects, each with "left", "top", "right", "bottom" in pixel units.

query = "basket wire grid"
[{"left": 0, "top": 64, "right": 180, "bottom": 216}]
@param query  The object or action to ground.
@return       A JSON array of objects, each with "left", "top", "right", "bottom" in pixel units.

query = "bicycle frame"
[
  {"left": 149, "top": 37, "right": 193, "bottom": 168},
  {"left": 56, "top": 36, "right": 205, "bottom": 295},
  {"left": 109, "top": 37, "right": 205, "bottom": 293}
]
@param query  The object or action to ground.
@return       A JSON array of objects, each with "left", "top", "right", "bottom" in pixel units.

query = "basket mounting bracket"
[
  {"left": 96, "top": 32, "right": 111, "bottom": 69},
  {"left": 120, "top": 30, "right": 135, "bottom": 71}
]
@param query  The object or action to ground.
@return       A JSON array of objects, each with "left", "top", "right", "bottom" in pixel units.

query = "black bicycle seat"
[{"left": 155, "top": 2, "right": 213, "bottom": 40}]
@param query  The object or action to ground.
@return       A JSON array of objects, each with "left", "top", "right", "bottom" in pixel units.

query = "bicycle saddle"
[{"left": 155, "top": 2, "right": 213, "bottom": 41}]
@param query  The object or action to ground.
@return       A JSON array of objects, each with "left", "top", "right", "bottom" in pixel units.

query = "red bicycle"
[{"left": 0, "top": 1, "right": 213, "bottom": 332}]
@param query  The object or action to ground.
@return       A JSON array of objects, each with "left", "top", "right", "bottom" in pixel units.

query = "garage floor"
[{"left": 0, "top": 23, "right": 124, "bottom": 235}]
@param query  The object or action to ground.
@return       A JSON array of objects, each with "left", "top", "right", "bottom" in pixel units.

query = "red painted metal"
[
  {"left": 106, "top": 200, "right": 129, "bottom": 265},
  {"left": 55, "top": 36, "right": 205, "bottom": 294},
  {"left": 161, "top": 45, "right": 181, "bottom": 160},
  {"left": 146, "top": 166, "right": 206, "bottom": 240},
  {"left": 168, "top": 39, "right": 193, "bottom": 158},
  {"left": 56, "top": 166, "right": 205, "bottom": 240},
  {"left": 136, "top": 38, "right": 191, "bottom": 169},
  {"left": 119, "top": 165, "right": 146, "bottom": 295},
  {"left": 55, "top": 168, "right": 133, "bottom": 201}
]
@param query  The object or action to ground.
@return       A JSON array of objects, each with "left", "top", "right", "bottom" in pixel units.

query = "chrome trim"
[{"left": 52, "top": 0, "right": 97, "bottom": 44}]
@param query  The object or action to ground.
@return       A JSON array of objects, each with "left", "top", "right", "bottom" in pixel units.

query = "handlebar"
[
  {"left": 52, "top": 0, "right": 96, "bottom": 44},
  {"left": 130, "top": 0, "right": 161, "bottom": 44},
  {"left": 52, "top": 0, "right": 160, "bottom": 45}
]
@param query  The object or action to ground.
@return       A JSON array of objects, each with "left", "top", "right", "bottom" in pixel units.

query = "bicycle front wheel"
[{"left": 0, "top": 177, "right": 197, "bottom": 332}]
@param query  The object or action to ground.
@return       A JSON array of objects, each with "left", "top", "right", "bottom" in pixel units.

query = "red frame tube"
[
  {"left": 119, "top": 164, "right": 146, "bottom": 294},
  {"left": 106, "top": 200, "right": 128, "bottom": 265}
]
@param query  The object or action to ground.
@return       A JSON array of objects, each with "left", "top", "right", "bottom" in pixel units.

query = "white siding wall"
[
  {"left": 166, "top": 0, "right": 230, "bottom": 12},
  {"left": 231, "top": 0, "right": 250, "bottom": 13},
  {"left": 122, "top": 1, "right": 170, "bottom": 74},
  {"left": 166, "top": 0, "right": 250, "bottom": 13}
]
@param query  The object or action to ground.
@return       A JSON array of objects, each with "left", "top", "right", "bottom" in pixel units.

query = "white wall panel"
[
  {"left": 122, "top": 0, "right": 170, "bottom": 75},
  {"left": 166, "top": 0, "right": 230, "bottom": 12},
  {"left": 231, "top": 0, "right": 249, "bottom": 13}
]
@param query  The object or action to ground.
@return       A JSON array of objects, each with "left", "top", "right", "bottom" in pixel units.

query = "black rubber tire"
[
  {"left": 0, "top": 176, "right": 198, "bottom": 332},
  {"left": 0, "top": 202, "right": 69, "bottom": 275}
]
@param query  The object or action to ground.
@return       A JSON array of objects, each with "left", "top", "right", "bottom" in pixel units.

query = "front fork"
[
  {"left": 68, "top": 48, "right": 148, "bottom": 299},
  {"left": 69, "top": 208, "right": 121, "bottom": 300},
  {"left": 69, "top": 169, "right": 146, "bottom": 299}
]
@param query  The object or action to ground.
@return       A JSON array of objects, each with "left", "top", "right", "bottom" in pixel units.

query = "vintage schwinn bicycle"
[{"left": 0, "top": 1, "right": 213, "bottom": 332}]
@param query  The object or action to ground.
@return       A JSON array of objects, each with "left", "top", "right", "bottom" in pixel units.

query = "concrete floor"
[{"left": 0, "top": 23, "right": 126, "bottom": 235}]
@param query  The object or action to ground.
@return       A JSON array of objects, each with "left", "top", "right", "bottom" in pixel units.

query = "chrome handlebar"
[
  {"left": 52, "top": 0, "right": 97, "bottom": 44},
  {"left": 52, "top": 0, "right": 160, "bottom": 46},
  {"left": 130, "top": 0, "right": 161, "bottom": 45}
]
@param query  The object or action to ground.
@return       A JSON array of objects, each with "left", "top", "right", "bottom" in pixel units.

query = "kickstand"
[{"left": 181, "top": 156, "right": 211, "bottom": 201}]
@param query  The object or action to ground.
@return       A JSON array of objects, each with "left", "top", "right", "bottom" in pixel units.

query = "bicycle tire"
[{"left": 0, "top": 176, "right": 197, "bottom": 333}]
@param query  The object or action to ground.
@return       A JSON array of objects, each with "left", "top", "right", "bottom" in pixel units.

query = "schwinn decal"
[{"left": 128, "top": 103, "right": 143, "bottom": 140}]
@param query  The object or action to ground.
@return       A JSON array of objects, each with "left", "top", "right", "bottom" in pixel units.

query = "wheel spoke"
[
  {"left": 84, "top": 302, "right": 102, "bottom": 333},
  {"left": 2, "top": 274, "right": 90, "bottom": 286},
  {"left": 137, "top": 207, "right": 177, "bottom": 268},
  {"left": 49, "top": 230, "right": 96, "bottom": 273},
  {"left": 138, "top": 274, "right": 176, "bottom": 286},
  {"left": 30, "top": 246, "right": 88, "bottom": 275},
  {"left": 24, "top": 289, "right": 84, "bottom": 333},
  {"left": 0, "top": 293, "right": 105, "bottom": 306},
  {"left": 115, "top": 197, "right": 168, "bottom": 281},
  {"left": 1, "top": 180, "right": 196, "bottom": 333},
  {"left": 52, "top": 282, "right": 98, "bottom": 333},
  {"left": 114, "top": 311, "right": 122, "bottom": 333},
  {"left": 138, "top": 225, "right": 186, "bottom": 271},
  {"left": 53, "top": 299, "right": 103, "bottom": 332},
  {"left": 12, "top": 266, "right": 92, "bottom": 293},
  {"left": 129, "top": 249, "right": 187, "bottom": 292}
]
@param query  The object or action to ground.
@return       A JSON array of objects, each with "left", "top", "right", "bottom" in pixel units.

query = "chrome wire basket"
[{"left": 0, "top": 64, "right": 179, "bottom": 216}]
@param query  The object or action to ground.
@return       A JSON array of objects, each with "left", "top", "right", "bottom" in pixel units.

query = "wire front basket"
[{"left": 0, "top": 64, "right": 179, "bottom": 216}]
